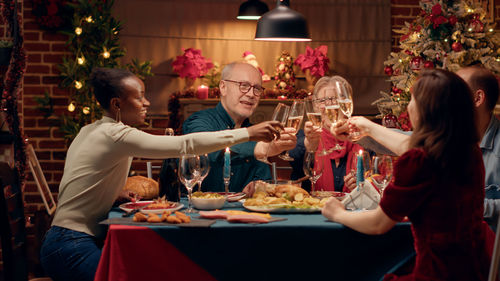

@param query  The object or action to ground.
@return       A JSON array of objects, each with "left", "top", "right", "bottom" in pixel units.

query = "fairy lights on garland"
[{"left": 2, "top": 0, "right": 27, "bottom": 181}]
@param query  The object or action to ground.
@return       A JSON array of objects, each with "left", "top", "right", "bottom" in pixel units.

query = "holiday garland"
[{"left": 1, "top": 0, "right": 27, "bottom": 182}]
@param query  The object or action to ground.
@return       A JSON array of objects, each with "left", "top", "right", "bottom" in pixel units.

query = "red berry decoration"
[
  {"left": 410, "top": 56, "right": 423, "bottom": 71},
  {"left": 384, "top": 66, "right": 393, "bottom": 76},
  {"left": 392, "top": 86, "right": 402, "bottom": 94},
  {"left": 452, "top": 42, "right": 462, "bottom": 52},
  {"left": 423, "top": 61, "right": 434, "bottom": 69},
  {"left": 448, "top": 15, "right": 457, "bottom": 25}
]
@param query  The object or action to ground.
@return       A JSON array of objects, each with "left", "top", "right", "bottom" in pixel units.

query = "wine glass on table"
[
  {"left": 371, "top": 155, "right": 393, "bottom": 195},
  {"left": 256, "top": 103, "right": 290, "bottom": 164},
  {"left": 195, "top": 154, "right": 210, "bottom": 192},
  {"left": 303, "top": 150, "right": 323, "bottom": 194},
  {"left": 178, "top": 154, "right": 200, "bottom": 213},
  {"left": 279, "top": 100, "right": 305, "bottom": 161}
]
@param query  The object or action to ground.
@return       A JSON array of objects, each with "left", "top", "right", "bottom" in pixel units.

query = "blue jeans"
[{"left": 40, "top": 226, "right": 103, "bottom": 281}]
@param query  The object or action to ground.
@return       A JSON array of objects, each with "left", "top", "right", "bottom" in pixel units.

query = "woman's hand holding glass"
[{"left": 346, "top": 116, "right": 372, "bottom": 141}]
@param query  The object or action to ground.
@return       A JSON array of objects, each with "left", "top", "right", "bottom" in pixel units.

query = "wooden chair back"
[{"left": 0, "top": 161, "right": 28, "bottom": 281}]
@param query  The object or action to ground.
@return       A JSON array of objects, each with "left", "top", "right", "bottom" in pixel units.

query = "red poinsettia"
[
  {"left": 426, "top": 3, "right": 448, "bottom": 29},
  {"left": 294, "top": 45, "right": 330, "bottom": 78},
  {"left": 172, "top": 48, "right": 214, "bottom": 79}
]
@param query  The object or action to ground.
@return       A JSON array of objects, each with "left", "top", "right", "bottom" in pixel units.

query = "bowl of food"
[{"left": 191, "top": 191, "right": 226, "bottom": 210}]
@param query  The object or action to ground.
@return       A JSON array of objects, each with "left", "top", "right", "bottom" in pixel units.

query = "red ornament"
[
  {"left": 410, "top": 56, "right": 423, "bottom": 71},
  {"left": 423, "top": 61, "right": 434, "bottom": 69},
  {"left": 452, "top": 42, "right": 462, "bottom": 52},
  {"left": 382, "top": 114, "right": 398, "bottom": 128},
  {"left": 384, "top": 66, "right": 393, "bottom": 76},
  {"left": 392, "top": 86, "right": 402, "bottom": 94},
  {"left": 405, "top": 50, "right": 413, "bottom": 56},
  {"left": 448, "top": 15, "right": 457, "bottom": 26}
]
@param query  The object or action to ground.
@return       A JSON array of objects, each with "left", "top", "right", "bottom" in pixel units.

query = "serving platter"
[
  {"left": 119, "top": 200, "right": 184, "bottom": 214},
  {"left": 243, "top": 203, "right": 321, "bottom": 213}
]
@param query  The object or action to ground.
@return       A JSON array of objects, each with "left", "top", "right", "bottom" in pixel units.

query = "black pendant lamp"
[
  {"left": 254, "top": 0, "right": 311, "bottom": 41},
  {"left": 237, "top": 0, "right": 269, "bottom": 20}
]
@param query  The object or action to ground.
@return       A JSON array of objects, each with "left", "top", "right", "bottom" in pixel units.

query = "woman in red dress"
[{"left": 322, "top": 69, "right": 495, "bottom": 281}]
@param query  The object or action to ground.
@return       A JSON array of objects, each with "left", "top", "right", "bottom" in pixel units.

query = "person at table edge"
[
  {"left": 183, "top": 62, "right": 297, "bottom": 192},
  {"left": 343, "top": 66, "right": 500, "bottom": 227},
  {"left": 39, "top": 67, "right": 281, "bottom": 281}
]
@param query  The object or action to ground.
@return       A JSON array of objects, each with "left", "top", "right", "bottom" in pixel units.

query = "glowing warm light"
[
  {"left": 68, "top": 102, "right": 76, "bottom": 112},
  {"left": 444, "top": 38, "right": 448, "bottom": 42},
  {"left": 77, "top": 56, "right": 85, "bottom": 65},
  {"left": 468, "top": 28, "right": 473, "bottom": 32},
  {"left": 102, "top": 51, "right": 110, "bottom": 59},
  {"left": 82, "top": 107, "right": 90, "bottom": 115},
  {"left": 489, "top": 28, "right": 494, "bottom": 32},
  {"left": 467, "top": 8, "right": 473, "bottom": 13},
  {"left": 75, "top": 27, "right": 82, "bottom": 35},
  {"left": 359, "top": 149, "right": 363, "bottom": 155},
  {"left": 225, "top": 147, "right": 230, "bottom": 153},
  {"left": 398, "top": 59, "right": 403, "bottom": 63},
  {"left": 496, "top": 58, "right": 500, "bottom": 62},
  {"left": 74, "top": 81, "right": 83, "bottom": 89},
  {"left": 85, "top": 16, "right": 93, "bottom": 23}
]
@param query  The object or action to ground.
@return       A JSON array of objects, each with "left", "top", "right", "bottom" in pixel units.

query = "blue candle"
[
  {"left": 356, "top": 150, "right": 364, "bottom": 185},
  {"left": 223, "top": 147, "right": 231, "bottom": 179}
]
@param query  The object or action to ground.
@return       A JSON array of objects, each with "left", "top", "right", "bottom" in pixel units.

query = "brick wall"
[{"left": 0, "top": 0, "right": 498, "bottom": 276}]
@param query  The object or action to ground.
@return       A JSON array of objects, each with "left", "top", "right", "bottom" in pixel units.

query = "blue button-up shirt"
[
  {"left": 182, "top": 103, "right": 271, "bottom": 192},
  {"left": 481, "top": 116, "right": 500, "bottom": 221}
]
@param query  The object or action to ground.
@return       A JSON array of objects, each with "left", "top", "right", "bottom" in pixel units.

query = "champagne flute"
[
  {"left": 303, "top": 150, "right": 323, "bottom": 194},
  {"left": 195, "top": 154, "right": 210, "bottom": 192},
  {"left": 323, "top": 87, "right": 343, "bottom": 151},
  {"left": 279, "top": 100, "right": 304, "bottom": 161},
  {"left": 178, "top": 154, "right": 200, "bottom": 213},
  {"left": 256, "top": 103, "right": 290, "bottom": 164},
  {"left": 335, "top": 80, "right": 359, "bottom": 141},
  {"left": 371, "top": 155, "right": 393, "bottom": 194},
  {"left": 305, "top": 98, "right": 330, "bottom": 156}
]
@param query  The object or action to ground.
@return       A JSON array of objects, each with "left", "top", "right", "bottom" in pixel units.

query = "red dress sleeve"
[{"left": 380, "top": 148, "right": 436, "bottom": 222}]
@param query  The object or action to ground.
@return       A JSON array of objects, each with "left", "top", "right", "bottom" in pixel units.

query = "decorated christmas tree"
[
  {"left": 56, "top": 0, "right": 152, "bottom": 141},
  {"left": 377, "top": 0, "right": 500, "bottom": 130},
  {"left": 273, "top": 50, "right": 296, "bottom": 94}
]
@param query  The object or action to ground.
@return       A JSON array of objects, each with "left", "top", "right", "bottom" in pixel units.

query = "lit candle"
[
  {"left": 356, "top": 150, "right": 364, "bottom": 186},
  {"left": 223, "top": 147, "right": 231, "bottom": 179},
  {"left": 197, "top": 85, "right": 209, "bottom": 99}
]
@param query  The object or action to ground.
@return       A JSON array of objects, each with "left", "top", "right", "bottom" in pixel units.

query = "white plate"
[
  {"left": 119, "top": 200, "right": 184, "bottom": 214},
  {"left": 243, "top": 203, "right": 321, "bottom": 213}
]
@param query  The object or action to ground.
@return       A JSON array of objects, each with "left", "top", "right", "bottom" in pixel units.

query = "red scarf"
[{"left": 314, "top": 130, "right": 362, "bottom": 192}]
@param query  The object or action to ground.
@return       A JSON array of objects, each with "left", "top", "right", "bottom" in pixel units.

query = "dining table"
[{"left": 94, "top": 199, "right": 415, "bottom": 281}]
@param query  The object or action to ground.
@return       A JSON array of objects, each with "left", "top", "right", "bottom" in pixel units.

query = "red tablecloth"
[{"left": 94, "top": 225, "right": 215, "bottom": 281}]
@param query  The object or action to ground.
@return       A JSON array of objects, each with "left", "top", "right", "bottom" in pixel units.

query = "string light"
[
  {"left": 74, "top": 80, "right": 83, "bottom": 89},
  {"left": 102, "top": 48, "right": 110, "bottom": 59},
  {"left": 75, "top": 27, "right": 82, "bottom": 35},
  {"left": 77, "top": 56, "right": 85, "bottom": 65},
  {"left": 467, "top": 8, "right": 473, "bottom": 13},
  {"left": 489, "top": 28, "right": 494, "bottom": 32},
  {"left": 468, "top": 28, "right": 473, "bottom": 32},
  {"left": 398, "top": 59, "right": 403, "bottom": 63},
  {"left": 68, "top": 102, "right": 76, "bottom": 112},
  {"left": 82, "top": 107, "right": 90, "bottom": 115},
  {"left": 496, "top": 58, "right": 500, "bottom": 62},
  {"left": 85, "top": 16, "right": 93, "bottom": 23},
  {"left": 444, "top": 38, "right": 448, "bottom": 42}
]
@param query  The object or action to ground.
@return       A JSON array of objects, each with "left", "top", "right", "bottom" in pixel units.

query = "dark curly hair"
[{"left": 89, "top": 67, "right": 136, "bottom": 110}]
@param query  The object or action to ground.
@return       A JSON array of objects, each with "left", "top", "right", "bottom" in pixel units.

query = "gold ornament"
[
  {"left": 82, "top": 107, "right": 90, "bottom": 115},
  {"left": 77, "top": 56, "right": 85, "bottom": 65},
  {"left": 102, "top": 51, "right": 111, "bottom": 59},
  {"left": 75, "top": 27, "right": 83, "bottom": 35},
  {"left": 85, "top": 16, "right": 93, "bottom": 23}
]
